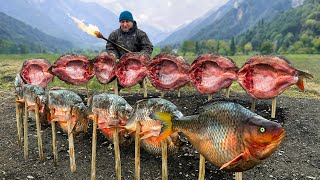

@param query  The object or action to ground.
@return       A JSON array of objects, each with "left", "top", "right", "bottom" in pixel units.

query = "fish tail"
[
  {"left": 296, "top": 78, "right": 305, "bottom": 91},
  {"left": 150, "top": 112, "right": 175, "bottom": 143},
  {"left": 297, "top": 69, "right": 314, "bottom": 80},
  {"left": 296, "top": 70, "right": 313, "bottom": 91}
]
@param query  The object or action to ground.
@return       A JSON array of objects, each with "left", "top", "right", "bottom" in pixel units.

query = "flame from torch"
[{"left": 69, "top": 15, "right": 132, "bottom": 53}]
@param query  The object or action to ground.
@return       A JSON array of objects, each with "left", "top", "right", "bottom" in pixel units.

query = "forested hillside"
[
  {"left": 163, "top": 0, "right": 319, "bottom": 56},
  {"left": 158, "top": 0, "right": 298, "bottom": 47},
  {"left": 0, "top": 12, "right": 73, "bottom": 54},
  {"left": 235, "top": 0, "right": 320, "bottom": 54}
]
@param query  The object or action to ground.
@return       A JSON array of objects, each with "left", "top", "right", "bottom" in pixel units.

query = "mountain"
[
  {"left": 235, "top": 0, "right": 320, "bottom": 53},
  {"left": 157, "top": 0, "right": 236, "bottom": 47},
  {"left": 0, "top": 0, "right": 118, "bottom": 49},
  {"left": 139, "top": 23, "right": 171, "bottom": 46},
  {"left": 0, "top": 12, "right": 73, "bottom": 53},
  {"left": 159, "top": 0, "right": 304, "bottom": 46},
  {"left": 0, "top": 0, "right": 168, "bottom": 48}
]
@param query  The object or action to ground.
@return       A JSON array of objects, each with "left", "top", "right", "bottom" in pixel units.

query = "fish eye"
[{"left": 259, "top": 127, "right": 266, "bottom": 133}]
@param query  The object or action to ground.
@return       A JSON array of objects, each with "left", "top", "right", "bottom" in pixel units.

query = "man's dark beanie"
[{"left": 119, "top": 11, "right": 134, "bottom": 22}]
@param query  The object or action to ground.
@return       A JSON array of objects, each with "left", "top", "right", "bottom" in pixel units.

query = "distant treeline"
[
  {"left": 0, "top": 12, "right": 73, "bottom": 54},
  {"left": 161, "top": 0, "right": 320, "bottom": 55}
]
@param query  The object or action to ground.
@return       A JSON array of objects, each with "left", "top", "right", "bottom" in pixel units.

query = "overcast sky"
[{"left": 81, "top": 0, "right": 228, "bottom": 32}]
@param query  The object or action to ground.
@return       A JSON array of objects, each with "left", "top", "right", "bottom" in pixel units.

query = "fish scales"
[
  {"left": 23, "top": 84, "right": 46, "bottom": 105},
  {"left": 174, "top": 103, "right": 252, "bottom": 165},
  {"left": 152, "top": 101, "right": 286, "bottom": 172},
  {"left": 14, "top": 74, "right": 24, "bottom": 98},
  {"left": 90, "top": 93, "right": 133, "bottom": 145},
  {"left": 48, "top": 90, "right": 88, "bottom": 133},
  {"left": 126, "top": 98, "right": 184, "bottom": 155},
  {"left": 49, "top": 90, "right": 83, "bottom": 108}
]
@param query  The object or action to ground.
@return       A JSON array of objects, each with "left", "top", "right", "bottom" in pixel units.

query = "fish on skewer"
[
  {"left": 189, "top": 54, "right": 238, "bottom": 94},
  {"left": 147, "top": 53, "right": 190, "bottom": 91},
  {"left": 151, "top": 101, "right": 286, "bottom": 172},
  {"left": 17, "top": 84, "right": 47, "bottom": 160},
  {"left": 88, "top": 93, "right": 133, "bottom": 144},
  {"left": 237, "top": 55, "right": 313, "bottom": 99},
  {"left": 88, "top": 93, "right": 133, "bottom": 179},
  {"left": 14, "top": 74, "right": 24, "bottom": 147},
  {"left": 124, "top": 98, "right": 185, "bottom": 155},
  {"left": 48, "top": 89, "right": 89, "bottom": 133},
  {"left": 20, "top": 59, "right": 53, "bottom": 88},
  {"left": 51, "top": 54, "right": 94, "bottom": 85},
  {"left": 48, "top": 89, "right": 89, "bottom": 172},
  {"left": 20, "top": 84, "right": 48, "bottom": 123}
]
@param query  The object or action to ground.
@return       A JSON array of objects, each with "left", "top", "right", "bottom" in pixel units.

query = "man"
[{"left": 106, "top": 10, "right": 153, "bottom": 58}]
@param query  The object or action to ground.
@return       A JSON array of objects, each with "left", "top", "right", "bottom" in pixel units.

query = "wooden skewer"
[
  {"left": 24, "top": 101, "right": 28, "bottom": 160},
  {"left": 67, "top": 111, "right": 76, "bottom": 172},
  {"left": 135, "top": 122, "right": 141, "bottom": 180},
  {"left": 251, "top": 98, "right": 256, "bottom": 112},
  {"left": 143, "top": 78, "right": 147, "bottom": 98},
  {"left": 114, "top": 79, "right": 119, "bottom": 95},
  {"left": 35, "top": 102, "right": 43, "bottom": 161},
  {"left": 235, "top": 172, "right": 242, "bottom": 180},
  {"left": 271, "top": 97, "right": 277, "bottom": 118},
  {"left": 15, "top": 95, "right": 22, "bottom": 147},
  {"left": 161, "top": 139, "right": 168, "bottom": 180},
  {"left": 177, "top": 89, "right": 181, "bottom": 98},
  {"left": 199, "top": 94, "right": 214, "bottom": 179},
  {"left": 198, "top": 155, "right": 205, "bottom": 180},
  {"left": 113, "top": 128, "right": 121, "bottom": 180},
  {"left": 103, "top": 85, "right": 107, "bottom": 93},
  {"left": 86, "top": 84, "right": 90, "bottom": 104},
  {"left": 225, "top": 86, "right": 231, "bottom": 98},
  {"left": 91, "top": 113, "right": 98, "bottom": 180},
  {"left": 50, "top": 109, "right": 58, "bottom": 165},
  {"left": 160, "top": 91, "right": 165, "bottom": 98}
]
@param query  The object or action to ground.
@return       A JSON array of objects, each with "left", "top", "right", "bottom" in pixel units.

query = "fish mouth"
[{"left": 278, "top": 130, "right": 286, "bottom": 140}]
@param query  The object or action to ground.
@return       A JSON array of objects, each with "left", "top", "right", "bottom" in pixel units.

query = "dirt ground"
[{"left": 0, "top": 90, "right": 319, "bottom": 180}]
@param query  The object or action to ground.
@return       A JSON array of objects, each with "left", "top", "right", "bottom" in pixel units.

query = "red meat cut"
[
  {"left": 189, "top": 54, "right": 238, "bottom": 94},
  {"left": 116, "top": 53, "right": 150, "bottom": 87},
  {"left": 93, "top": 53, "right": 116, "bottom": 84},
  {"left": 51, "top": 54, "right": 94, "bottom": 85},
  {"left": 147, "top": 53, "right": 190, "bottom": 91},
  {"left": 237, "top": 55, "right": 313, "bottom": 99},
  {"left": 20, "top": 59, "right": 53, "bottom": 88}
]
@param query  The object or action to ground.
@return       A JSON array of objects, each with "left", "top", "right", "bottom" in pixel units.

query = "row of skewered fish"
[
  {"left": 20, "top": 53, "right": 313, "bottom": 99},
  {"left": 15, "top": 77, "right": 285, "bottom": 172}
]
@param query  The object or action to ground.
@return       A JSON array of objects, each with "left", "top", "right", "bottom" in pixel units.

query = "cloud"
[{"left": 81, "top": 0, "right": 228, "bottom": 31}]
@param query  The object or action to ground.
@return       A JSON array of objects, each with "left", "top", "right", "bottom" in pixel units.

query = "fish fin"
[
  {"left": 219, "top": 152, "right": 245, "bottom": 170},
  {"left": 150, "top": 112, "right": 175, "bottom": 143},
  {"left": 140, "top": 133, "right": 153, "bottom": 140},
  {"left": 47, "top": 111, "right": 51, "bottom": 123},
  {"left": 140, "top": 128, "right": 160, "bottom": 140},
  {"left": 107, "top": 124, "right": 126, "bottom": 130},
  {"left": 296, "top": 78, "right": 305, "bottom": 91},
  {"left": 50, "top": 115, "right": 62, "bottom": 122},
  {"left": 87, "top": 113, "right": 94, "bottom": 120},
  {"left": 127, "top": 130, "right": 135, "bottom": 135},
  {"left": 139, "top": 130, "right": 150, "bottom": 136},
  {"left": 297, "top": 69, "right": 313, "bottom": 80},
  {"left": 16, "top": 99, "right": 25, "bottom": 103},
  {"left": 27, "top": 105, "right": 35, "bottom": 111},
  {"left": 295, "top": 69, "right": 314, "bottom": 91},
  {"left": 68, "top": 116, "right": 77, "bottom": 135}
]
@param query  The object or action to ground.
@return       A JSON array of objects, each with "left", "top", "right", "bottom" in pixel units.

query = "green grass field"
[{"left": 0, "top": 53, "right": 319, "bottom": 98}]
